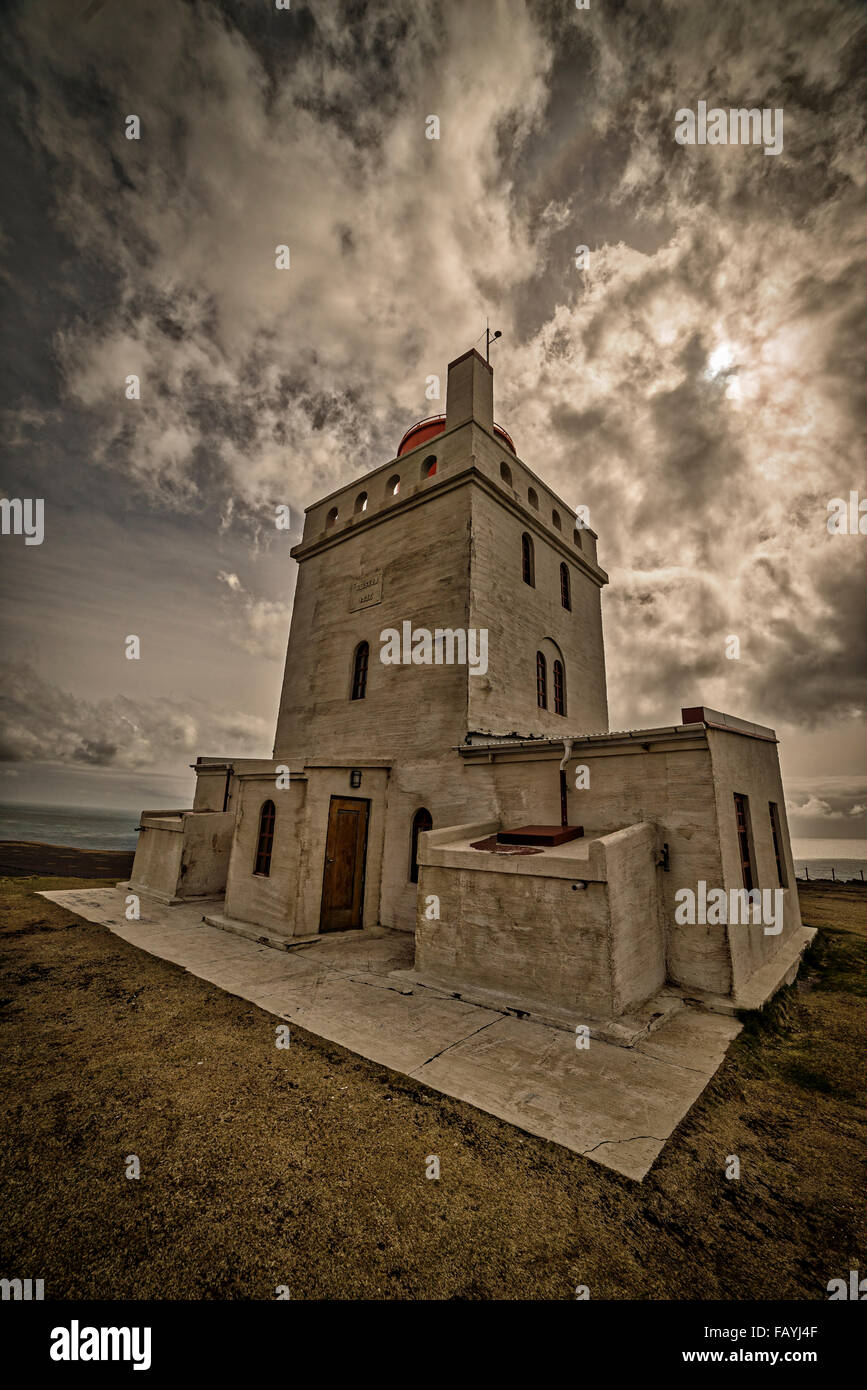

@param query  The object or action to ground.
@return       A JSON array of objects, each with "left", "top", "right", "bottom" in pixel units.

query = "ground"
[{"left": 1, "top": 843, "right": 865, "bottom": 1300}]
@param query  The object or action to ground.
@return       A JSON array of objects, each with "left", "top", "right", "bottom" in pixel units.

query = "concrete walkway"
[{"left": 40, "top": 888, "right": 742, "bottom": 1181}]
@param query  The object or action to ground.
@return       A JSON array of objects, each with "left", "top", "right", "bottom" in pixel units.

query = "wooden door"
[{"left": 320, "top": 797, "right": 369, "bottom": 932}]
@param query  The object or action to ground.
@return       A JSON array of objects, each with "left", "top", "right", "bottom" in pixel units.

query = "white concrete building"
[{"left": 127, "top": 348, "right": 813, "bottom": 1029}]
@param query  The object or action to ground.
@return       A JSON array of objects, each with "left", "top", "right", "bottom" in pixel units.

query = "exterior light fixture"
[{"left": 350, "top": 769, "right": 362, "bottom": 788}]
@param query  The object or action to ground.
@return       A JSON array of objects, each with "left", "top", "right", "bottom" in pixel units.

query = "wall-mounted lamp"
[{"left": 350, "top": 769, "right": 362, "bottom": 788}]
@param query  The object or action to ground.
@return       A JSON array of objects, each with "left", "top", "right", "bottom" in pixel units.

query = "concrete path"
[{"left": 40, "top": 888, "right": 741, "bottom": 1181}]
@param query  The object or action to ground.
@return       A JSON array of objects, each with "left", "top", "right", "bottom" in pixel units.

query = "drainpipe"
[
  {"left": 222, "top": 764, "right": 234, "bottom": 813},
  {"left": 558, "top": 739, "right": 573, "bottom": 828}
]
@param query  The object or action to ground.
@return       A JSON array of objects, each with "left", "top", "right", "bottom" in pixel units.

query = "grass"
[{"left": 0, "top": 869, "right": 865, "bottom": 1300}]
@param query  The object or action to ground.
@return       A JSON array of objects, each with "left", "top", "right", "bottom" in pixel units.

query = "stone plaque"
[{"left": 350, "top": 570, "right": 383, "bottom": 612}]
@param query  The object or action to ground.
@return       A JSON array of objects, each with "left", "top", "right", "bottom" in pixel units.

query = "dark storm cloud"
[{"left": 0, "top": 0, "right": 864, "bottom": 795}]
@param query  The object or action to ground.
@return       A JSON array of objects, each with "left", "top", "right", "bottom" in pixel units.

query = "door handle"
[{"left": 326, "top": 856, "right": 334, "bottom": 864}]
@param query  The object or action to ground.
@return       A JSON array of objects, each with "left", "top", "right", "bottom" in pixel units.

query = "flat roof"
[{"left": 459, "top": 708, "right": 777, "bottom": 756}]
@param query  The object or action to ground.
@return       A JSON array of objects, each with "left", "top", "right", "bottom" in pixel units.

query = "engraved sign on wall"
[{"left": 350, "top": 570, "right": 383, "bottom": 612}]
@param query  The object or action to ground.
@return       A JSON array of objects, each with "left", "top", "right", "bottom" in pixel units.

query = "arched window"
[
  {"left": 527, "top": 487, "right": 539, "bottom": 509},
  {"left": 351, "top": 640, "right": 369, "bottom": 700},
  {"left": 409, "top": 807, "right": 433, "bottom": 884},
  {"left": 536, "top": 651, "right": 547, "bottom": 709},
  {"left": 254, "top": 800, "right": 275, "bottom": 876},
  {"left": 521, "top": 532, "right": 535, "bottom": 587},
  {"left": 355, "top": 491, "right": 368, "bottom": 513},
  {"left": 553, "top": 659, "right": 566, "bottom": 716},
  {"left": 500, "top": 461, "right": 513, "bottom": 487},
  {"left": 326, "top": 506, "right": 338, "bottom": 528},
  {"left": 573, "top": 527, "right": 583, "bottom": 549},
  {"left": 560, "top": 562, "right": 571, "bottom": 610},
  {"left": 421, "top": 455, "right": 437, "bottom": 479},
  {"left": 552, "top": 509, "right": 562, "bottom": 531},
  {"left": 386, "top": 474, "right": 400, "bottom": 497}
]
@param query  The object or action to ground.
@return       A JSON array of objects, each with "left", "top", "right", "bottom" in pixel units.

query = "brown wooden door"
[{"left": 320, "top": 797, "right": 369, "bottom": 932}]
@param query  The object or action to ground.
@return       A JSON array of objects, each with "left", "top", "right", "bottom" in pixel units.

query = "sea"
[
  {"left": 0, "top": 805, "right": 865, "bottom": 880},
  {"left": 792, "top": 839, "right": 867, "bottom": 884},
  {"left": 0, "top": 802, "right": 142, "bottom": 852}
]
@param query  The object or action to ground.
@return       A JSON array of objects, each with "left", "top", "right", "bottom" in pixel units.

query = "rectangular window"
[
  {"left": 536, "top": 652, "right": 547, "bottom": 708},
  {"left": 254, "top": 800, "right": 275, "bottom": 876},
  {"left": 553, "top": 660, "right": 565, "bottom": 715},
  {"left": 769, "top": 801, "right": 787, "bottom": 887},
  {"left": 733, "top": 793, "right": 754, "bottom": 892},
  {"left": 351, "top": 642, "right": 369, "bottom": 700}
]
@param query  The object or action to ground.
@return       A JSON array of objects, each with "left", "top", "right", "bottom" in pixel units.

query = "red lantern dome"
[{"left": 397, "top": 415, "right": 516, "bottom": 458}]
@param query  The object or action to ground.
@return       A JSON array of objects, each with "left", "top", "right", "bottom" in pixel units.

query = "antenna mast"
[{"left": 480, "top": 318, "right": 502, "bottom": 363}]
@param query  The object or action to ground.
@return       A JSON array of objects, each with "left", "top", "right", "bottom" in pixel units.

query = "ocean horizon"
[
  {"left": 1, "top": 802, "right": 866, "bottom": 879},
  {"left": 0, "top": 801, "right": 145, "bottom": 852}
]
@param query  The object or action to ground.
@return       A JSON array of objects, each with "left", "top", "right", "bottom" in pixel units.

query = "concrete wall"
[
  {"left": 274, "top": 436, "right": 608, "bottom": 767},
  {"left": 224, "top": 776, "right": 306, "bottom": 939},
  {"left": 376, "top": 755, "right": 494, "bottom": 931},
  {"left": 177, "top": 812, "right": 234, "bottom": 898},
  {"left": 222, "top": 765, "right": 392, "bottom": 939},
  {"left": 294, "top": 766, "right": 390, "bottom": 935},
  {"left": 417, "top": 861, "right": 616, "bottom": 1017},
  {"left": 705, "top": 727, "right": 803, "bottom": 994},
  {"left": 129, "top": 816, "right": 185, "bottom": 902},
  {"left": 459, "top": 733, "right": 733, "bottom": 996},
  {"left": 467, "top": 480, "right": 608, "bottom": 736},
  {"left": 415, "top": 818, "right": 664, "bottom": 1020},
  {"left": 272, "top": 480, "right": 472, "bottom": 768},
  {"left": 129, "top": 810, "right": 233, "bottom": 902},
  {"left": 604, "top": 822, "right": 666, "bottom": 1012},
  {"left": 193, "top": 766, "right": 228, "bottom": 812}
]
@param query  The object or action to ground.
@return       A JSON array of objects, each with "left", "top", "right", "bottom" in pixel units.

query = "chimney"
[{"left": 445, "top": 348, "right": 494, "bottom": 435}]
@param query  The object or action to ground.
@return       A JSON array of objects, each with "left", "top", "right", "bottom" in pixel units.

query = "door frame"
[{"left": 318, "top": 795, "right": 370, "bottom": 932}]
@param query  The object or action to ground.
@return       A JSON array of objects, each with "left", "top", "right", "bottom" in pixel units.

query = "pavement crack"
[
  {"left": 631, "top": 1046, "right": 710, "bottom": 1076},
  {"left": 581, "top": 1134, "right": 665, "bottom": 1156},
  {"left": 330, "top": 969, "right": 414, "bottom": 996},
  {"left": 409, "top": 1016, "right": 501, "bottom": 1076}
]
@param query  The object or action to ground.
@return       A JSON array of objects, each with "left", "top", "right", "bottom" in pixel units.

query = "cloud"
[
  {"left": 786, "top": 785, "right": 867, "bottom": 821},
  {"left": 6, "top": 0, "right": 552, "bottom": 520},
  {"left": 0, "top": 663, "right": 271, "bottom": 771},
  {"left": 217, "top": 570, "right": 288, "bottom": 659}
]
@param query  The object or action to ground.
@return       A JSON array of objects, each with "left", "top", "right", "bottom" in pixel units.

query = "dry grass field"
[{"left": 1, "top": 845, "right": 865, "bottom": 1300}]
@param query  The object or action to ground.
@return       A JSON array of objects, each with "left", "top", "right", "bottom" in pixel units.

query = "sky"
[{"left": 0, "top": 0, "right": 865, "bottom": 840}]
